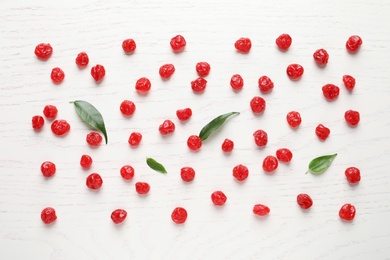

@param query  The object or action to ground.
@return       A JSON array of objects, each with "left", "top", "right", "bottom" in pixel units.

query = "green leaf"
[
  {"left": 199, "top": 112, "right": 240, "bottom": 141},
  {"left": 146, "top": 157, "right": 167, "bottom": 174},
  {"left": 70, "top": 100, "right": 108, "bottom": 144},
  {"left": 306, "top": 153, "right": 337, "bottom": 175}
]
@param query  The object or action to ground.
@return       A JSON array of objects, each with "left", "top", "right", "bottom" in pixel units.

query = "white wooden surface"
[{"left": 1, "top": 0, "right": 390, "bottom": 259}]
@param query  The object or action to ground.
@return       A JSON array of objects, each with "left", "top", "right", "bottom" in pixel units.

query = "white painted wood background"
[{"left": 1, "top": 0, "right": 390, "bottom": 259}]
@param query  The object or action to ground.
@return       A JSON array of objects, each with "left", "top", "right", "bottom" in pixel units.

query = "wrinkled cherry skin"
[
  {"left": 91, "top": 64, "right": 105, "bottom": 82},
  {"left": 344, "top": 110, "right": 360, "bottom": 126},
  {"left": 343, "top": 75, "right": 356, "bottom": 91},
  {"left": 43, "top": 105, "right": 58, "bottom": 120},
  {"left": 275, "top": 34, "right": 292, "bottom": 51},
  {"left": 41, "top": 161, "right": 56, "bottom": 178},
  {"left": 35, "top": 43, "right": 53, "bottom": 60},
  {"left": 51, "top": 120, "right": 70, "bottom": 136},
  {"left": 111, "top": 209, "right": 127, "bottom": 224},
  {"left": 253, "top": 204, "right": 270, "bottom": 216},
  {"left": 234, "top": 37, "right": 252, "bottom": 53},
  {"left": 128, "top": 132, "right": 142, "bottom": 146},
  {"left": 339, "top": 203, "right": 356, "bottom": 221},
  {"left": 80, "top": 155, "right": 93, "bottom": 169},
  {"left": 276, "top": 148, "right": 293, "bottom": 163},
  {"left": 286, "top": 111, "right": 302, "bottom": 128},
  {"left": 170, "top": 35, "right": 186, "bottom": 52},
  {"left": 159, "top": 64, "right": 175, "bottom": 79},
  {"left": 122, "top": 38, "right": 136, "bottom": 53},
  {"left": 86, "top": 173, "right": 103, "bottom": 190},
  {"left": 41, "top": 207, "right": 57, "bottom": 224},
  {"left": 75, "top": 52, "right": 89, "bottom": 67},
  {"left": 32, "top": 115, "right": 45, "bottom": 130},
  {"left": 86, "top": 132, "right": 103, "bottom": 146},
  {"left": 191, "top": 77, "right": 207, "bottom": 93},
  {"left": 258, "top": 76, "right": 274, "bottom": 93},
  {"left": 120, "top": 165, "right": 135, "bottom": 180},
  {"left": 262, "top": 155, "right": 279, "bottom": 173},
  {"left": 187, "top": 135, "right": 202, "bottom": 151},
  {"left": 345, "top": 167, "right": 361, "bottom": 184},
  {"left": 286, "top": 64, "right": 304, "bottom": 80},
  {"left": 120, "top": 100, "right": 136, "bottom": 116},
  {"left": 159, "top": 120, "right": 175, "bottom": 135},
  {"left": 51, "top": 67, "right": 65, "bottom": 83},
  {"left": 135, "top": 182, "right": 150, "bottom": 194},
  {"left": 315, "top": 124, "right": 330, "bottom": 140},
  {"left": 322, "top": 84, "right": 340, "bottom": 101},
  {"left": 230, "top": 74, "right": 244, "bottom": 91},
  {"left": 232, "top": 164, "right": 249, "bottom": 181},
  {"left": 211, "top": 191, "right": 227, "bottom": 206},
  {"left": 297, "top": 194, "right": 313, "bottom": 209},
  {"left": 346, "top": 35, "right": 362, "bottom": 53},
  {"left": 253, "top": 129, "right": 268, "bottom": 147},
  {"left": 221, "top": 138, "right": 234, "bottom": 152},
  {"left": 135, "top": 77, "right": 151, "bottom": 93},
  {"left": 176, "top": 108, "right": 192, "bottom": 121},
  {"left": 171, "top": 207, "right": 188, "bottom": 224},
  {"left": 250, "top": 96, "right": 266, "bottom": 113},
  {"left": 196, "top": 62, "right": 211, "bottom": 77},
  {"left": 313, "top": 49, "right": 329, "bottom": 66},
  {"left": 180, "top": 167, "right": 195, "bottom": 182}
]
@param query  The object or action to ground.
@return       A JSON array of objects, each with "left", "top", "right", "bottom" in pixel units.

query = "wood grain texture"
[{"left": 1, "top": 0, "right": 390, "bottom": 259}]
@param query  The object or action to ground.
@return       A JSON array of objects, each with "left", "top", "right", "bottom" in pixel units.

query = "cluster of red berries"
[{"left": 35, "top": 33, "right": 362, "bottom": 225}]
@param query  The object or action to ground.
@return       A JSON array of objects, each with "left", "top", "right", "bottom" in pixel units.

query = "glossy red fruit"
[
  {"left": 345, "top": 167, "right": 361, "bottom": 184},
  {"left": 322, "top": 84, "right": 340, "bottom": 101},
  {"left": 275, "top": 34, "right": 292, "bottom": 51},
  {"left": 221, "top": 138, "right": 234, "bottom": 152},
  {"left": 159, "top": 120, "right": 175, "bottom": 135},
  {"left": 276, "top": 148, "right": 293, "bottom": 163},
  {"left": 230, "top": 74, "right": 244, "bottom": 91},
  {"left": 80, "top": 155, "right": 93, "bottom": 169},
  {"left": 128, "top": 132, "right": 142, "bottom": 146},
  {"left": 343, "top": 75, "right": 356, "bottom": 91},
  {"left": 313, "top": 49, "right": 329, "bottom": 65},
  {"left": 122, "top": 38, "right": 136, "bottom": 53},
  {"left": 86, "top": 173, "right": 103, "bottom": 190},
  {"left": 234, "top": 37, "right": 252, "bottom": 53},
  {"left": 111, "top": 209, "right": 127, "bottom": 224},
  {"left": 344, "top": 110, "right": 360, "bottom": 126},
  {"left": 253, "top": 129, "right": 268, "bottom": 147},
  {"left": 43, "top": 105, "right": 58, "bottom": 120},
  {"left": 187, "top": 135, "right": 202, "bottom": 151},
  {"left": 297, "top": 194, "right": 313, "bottom": 209},
  {"left": 250, "top": 96, "right": 266, "bottom": 113},
  {"left": 346, "top": 35, "right": 362, "bottom": 53},
  {"left": 258, "top": 76, "right": 274, "bottom": 93},
  {"left": 75, "top": 52, "right": 89, "bottom": 67},
  {"left": 41, "top": 207, "right": 57, "bottom": 224},
  {"left": 211, "top": 191, "right": 227, "bottom": 206},
  {"left": 135, "top": 182, "right": 150, "bottom": 194},
  {"left": 120, "top": 100, "right": 136, "bottom": 116},
  {"left": 315, "top": 124, "right": 330, "bottom": 140},
  {"left": 232, "top": 164, "right": 249, "bottom": 181},
  {"left": 135, "top": 77, "right": 151, "bottom": 93},
  {"left": 262, "top": 155, "right": 278, "bottom": 173},
  {"left": 180, "top": 167, "right": 195, "bottom": 182},
  {"left": 286, "top": 111, "right": 302, "bottom": 128},
  {"left": 159, "top": 64, "right": 175, "bottom": 79},
  {"left": 32, "top": 115, "right": 45, "bottom": 130},
  {"left": 196, "top": 62, "right": 211, "bottom": 77},
  {"left": 170, "top": 35, "right": 186, "bottom": 52},
  {"left": 191, "top": 77, "right": 207, "bottom": 93},
  {"left": 253, "top": 204, "right": 270, "bottom": 216},
  {"left": 120, "top": 165, "right": 135, "bottom": 180},
  {"left": 41, "top": 161, "right": 56, "bottom": 178},
  {"left": 171, "top": 207, "right": 188, "bottom": 224},
  {"left": 91, "top": 64, "right": 105, "bottom": 82},
  {"left": 176, "top": 108, "right": 192, "bottom": 121},
  {"left": 286, "top": 64, "right": 304, "bottom": 80},
  {"left": 339, "top": 203, "right": 356, "bottom": 221},
  {"left": 50, "top": 67, "right": 65, "bottom": 83},
  {"left": 35, "top": 43, "right": 53, "bottom": 60},
  {"left": 86, "top": 132, "right": 102, "bottom": 146},
  {"left": 51, "top": 120, "right": 70, "bottom": 136}
]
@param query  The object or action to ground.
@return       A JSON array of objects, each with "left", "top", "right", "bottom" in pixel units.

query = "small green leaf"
[
  {"left": 306, "top": 153, "right": 337, "bottom": 175},
  {"left": 199, "top": 112, "right": 240, "bottom": 141},
  {"left": 146, "top": 157, "right": 167, "bottom": 174},
  {"left": 70, "top": 100, "right": 108, "bottom": 144}
]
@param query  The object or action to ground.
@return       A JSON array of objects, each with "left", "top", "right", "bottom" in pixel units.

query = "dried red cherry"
[
  {"left": 258, "top": 76, "right": 274, "bottom": 93},
  {"left": 339, "top": 203, "right": 356, "bottom": 221},
  {"left": 50, "top": 67, "right": 65, "bottom": 84},
  {"left": 275, "top": 34, "right": 292, "bottom": 51},
  {"left": 122, "top": 38, "right": 136, "bottom": 53},
  {"left": 159, "top": 120, "right": 175, "bottom": 135},
  {"left": 187, "top": 135, "right": 202, "bottom": 151},
  {"left": 32, "top": 115, "right": 44, "bottom": 130},
  {"left": 128, "top": 132, "right": 142, "bottom": 146},
  {"left": 180, "top": 167, "right": 195, "bottom": 182},
  {"left": 230, "top": 74, "right": 244, "bottom": 91},
  {"left": 315, "top": 124, "right": 330, "bottom": 140},
  {"left": 135, "top": 182, "right": 150, "bottom": 194},
  {"left": 211, "top": 191, "right": 227, "bottom": 206},
  {"left": 86, "top": 132, "right": 103, "bottom": 146},
  {"left": 43, "top": 105, "right": 58, "bottom": 120},
  {"left": 41, "top": 207, "right": 57, "bottom": 224},
  {"left": 170, "top": 35, "right": 186, "bottom": 52},
  {"left": 297, "top": 194, "right": 313, "bottom": 209},
  {"left": 111, "top": 209, "right": 127, "bottom": 224},
  {"left": 344, "top": 110, "right": 360, "bottom": 126},
  {"left": 250, "top": 96, "right": 266, "bottom": 113},
  {"left": 191, "top": 77, "right": 207, "bottom": 93},
  {"left": 346, "top": 35, "right": 362, "bottom": 53},
  {"left": 221, "top": 138, "right": 234, "bottom": 152},
  {"left": 253, "top": 204, "right": 270, "bottom": 216},
  {"left": 159, "top": 64, "right": 175, "bottom": 79},
  {"left": 41, "top": 161, "right": 56, "bottom": 178},
  {"left": 286, "top": 64, "right": 304, "bottom": 80},
  {"left": 253, "top": 129, "right": 268, "bottom": 147},
  {"left": 171, "top": 207, "right": 188, "bottom": 224},
  {"left": 51, "top": 120, "right": 70, "bottom": 136},
  {"left": 322, "top": 84, "right": 340, "bottom": 101},
  {"left": 232, "top": 164, "right": 249, "bottom": 181},
  {"left": 345, "top": 167, "right": 361, "bottom": 184},
  {"left": 286, "top": 111, "right": 302, "bottom": 128},
  {"left": 234, "top": 37, "right": 252, "bottom": 53},
  {"left": 343, "top": 75, "right": 356, "bottom": 91},
  {"left": 176, "top": 108, "right": 192, "bottom": 121},
  {"left": 262, "top": 155, "right": 278, "bottom": 173},
  {"left": 80, "top": 155, "right": 93, "bottom": 169},
  {"left": 135, "top": 77, "right": 151, "bottom": 93},
  {"left": 196, "top": 62, "right": 211, "bottom": 77},
  {"left": 120, "top": 165, "right": 135, "bottom": 180},
  {"left": 120, "top": 100, "right": 136, "bottom": 116},
  {"left": 91, "top": 64, "right": 105, "bottom": 82},
  {"left": 35, "top": 43, "right": 53, "bottom": 60},
  {"left": 313, "top": 49, "right": 329, "bottom": 66},
  {"left": 86, "top": 173, "right": 103, "bottom": 190},
  {"left": 276, "top": 148, "right": 293, "bottom": 163},
  {"left": 75, "top": 52, "right": 89, "bottom": 67}
]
